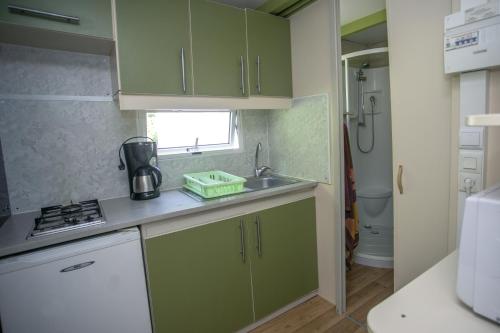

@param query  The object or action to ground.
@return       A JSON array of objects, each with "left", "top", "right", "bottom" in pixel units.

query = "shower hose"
[{"left": 357, "top": 93, "right": 376, "bottom": 154}]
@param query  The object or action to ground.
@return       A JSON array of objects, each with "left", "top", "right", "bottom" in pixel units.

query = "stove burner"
[
  {"left": 61, "top": 204, "right": 83, "bottom": 215},
  {"left": 29, "top": 199, "right": 105, "bottom": 238}
]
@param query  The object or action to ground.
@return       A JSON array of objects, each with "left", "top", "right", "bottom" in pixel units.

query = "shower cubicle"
[{"left": 343, "top": 47, "right": 394, "bottom": 268}]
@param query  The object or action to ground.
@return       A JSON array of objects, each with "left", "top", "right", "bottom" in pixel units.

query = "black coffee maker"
[{"left": 118, "top": 137, "right": 162, "bottom": 200}]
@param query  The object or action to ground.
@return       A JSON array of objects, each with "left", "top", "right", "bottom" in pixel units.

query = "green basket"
[{"left": 183, "top": 170, "right": 246, "bottom": 199}]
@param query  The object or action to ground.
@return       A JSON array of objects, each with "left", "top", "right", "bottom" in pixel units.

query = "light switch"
[
  {"left": 460, "top": 131, "right": 481, "bottom": 148},
  {"left": 459, "top": 150, "right": 483, "bottom": 174},
  {"left": 463, "top": 157, "right": 477, "bottom": 170}
]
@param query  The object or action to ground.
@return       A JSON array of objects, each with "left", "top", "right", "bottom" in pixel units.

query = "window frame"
[{"left": 137, "top": 110, "right": 242, "bottom": 158}]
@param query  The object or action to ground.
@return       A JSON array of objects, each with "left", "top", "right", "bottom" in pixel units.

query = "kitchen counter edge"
[{"left": 0, "top": 181, "right": 317, "bottom": 258}]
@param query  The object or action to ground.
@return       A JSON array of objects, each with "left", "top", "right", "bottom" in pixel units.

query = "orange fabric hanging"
[{"left": 344, "top": 123, "right": 359, "bottom": 269}]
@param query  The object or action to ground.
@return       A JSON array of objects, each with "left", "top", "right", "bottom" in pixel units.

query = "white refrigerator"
[{"left": 0, "top": 227, "right": 152, "bottom": 333}]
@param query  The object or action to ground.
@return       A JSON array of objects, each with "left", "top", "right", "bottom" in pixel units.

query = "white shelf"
[{"left": 466, "top": 114, "right": 500, "bottom": 127}]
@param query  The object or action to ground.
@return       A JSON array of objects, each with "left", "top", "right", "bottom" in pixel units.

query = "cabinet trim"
[
  {"left": 118, "top": 93, "right": 292, "bottom": 110},
  {"left": 141, "top": 189, "right": 314, "bottom": 239}
]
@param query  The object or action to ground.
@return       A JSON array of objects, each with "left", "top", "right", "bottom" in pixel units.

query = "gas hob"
[{"left": 28, "top": 199, "right": 105, "bottom": 238}]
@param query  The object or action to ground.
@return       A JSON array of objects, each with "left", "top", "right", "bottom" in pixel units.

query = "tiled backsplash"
[
  {"left": 268, "top": 94, "right": 331, "bottom": 183},
  {"left": 0, "top": 43, "right": 269, "bottom": 213},
  {"left": 0, "top": 43, "right": 330, "bottom": 214}
]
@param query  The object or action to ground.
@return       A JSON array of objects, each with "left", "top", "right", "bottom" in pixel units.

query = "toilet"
[{"left": 357, "top": 187, "right": 393, "bottom": 217}]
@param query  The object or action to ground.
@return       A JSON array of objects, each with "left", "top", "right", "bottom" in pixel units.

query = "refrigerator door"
[{"left": 0, "top": 228, "right": 151, "bottom": 333}]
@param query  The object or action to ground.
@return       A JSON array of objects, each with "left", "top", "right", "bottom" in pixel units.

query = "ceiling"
[
  {"left": 342, "top": 23, "right": 387, "bottom": 46},
  {"left": 214, "top": 0, "right": 266, "bottom": 9},
  {"left": 339, "top": 0, "right": 385, "bottom": 25}
]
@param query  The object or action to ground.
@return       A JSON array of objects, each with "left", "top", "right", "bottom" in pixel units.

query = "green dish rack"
[{"left": 183, "top": 170, "right": 246, "bottom": 199}]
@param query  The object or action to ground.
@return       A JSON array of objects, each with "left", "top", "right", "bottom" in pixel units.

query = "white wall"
[
  {"left": 447, "top": 0, "right": 500, "bottom": 251},
  {"left": 290, "top": 0, "right": 339, "bottom": 304},
  {"left": 485, "top": 70, "right": 500, "bottom": 187},
  {"left": 340, "top": 0, "right": 385, "bottom": 25}
]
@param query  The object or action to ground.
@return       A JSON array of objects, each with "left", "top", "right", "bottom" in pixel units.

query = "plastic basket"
[{"left": 183, "top": 170, "right": 246, "bottom": 199}]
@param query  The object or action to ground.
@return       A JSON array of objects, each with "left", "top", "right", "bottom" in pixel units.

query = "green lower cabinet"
[
  {"left": 145, "top": 198, "right": 318, "bottom": 332},
  {"left": 145, "top": 217, "right": 254, "bottom": 333},
  {"left": 0, "top": 0, "right": 112, "bottom": 38},
  {"left": 247, "top": 198, "right": 318, "bottom": 320}
]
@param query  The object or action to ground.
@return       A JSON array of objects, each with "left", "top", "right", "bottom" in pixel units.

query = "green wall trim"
[
  {"left": 341, "top": 9, "right": 387, "bottom": 37},
  {"left": 257, "top": 0, "right": 316, "bottom": 17},
  {"left": 257, "top": 0, "right": 293, "bottom": 14}
]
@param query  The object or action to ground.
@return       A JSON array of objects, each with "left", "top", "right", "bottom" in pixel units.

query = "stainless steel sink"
[
  {"left": 180, "top": 175, "right": 302, "bottom": 202},
  {"left": 244, "top": 175, "right": 300, "bottom": 190}
]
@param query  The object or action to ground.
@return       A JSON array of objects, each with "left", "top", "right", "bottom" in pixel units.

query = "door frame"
[
  {"left": 329, "top": 0, "right": 347, "bottom": 314},
  {"left": 332, "top": 1, "right": 394, "bottom": 313}
]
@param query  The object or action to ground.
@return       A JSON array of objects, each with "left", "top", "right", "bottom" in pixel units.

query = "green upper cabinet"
[
  {"left": 0, "top": 0, "right": 112, "bottom": 38},
  {"left": 190, "top": 0, "right": 248, "bottom": 97},
  {"left": 145, "top": 217, "right": 254, "bottom": 333},
  {"left": 248, "top": 198, "right": 318, "bottom": 320},
  {"left": 115, "top": 0, "right": 192, "bottom": 95},
  {"left": 246, "top": 10, "right": 293, "bottom": 97}
]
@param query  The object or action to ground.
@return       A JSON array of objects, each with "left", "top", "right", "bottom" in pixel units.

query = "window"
[{"left": 146, "top": 110, "right": 239, "bottom": 155}]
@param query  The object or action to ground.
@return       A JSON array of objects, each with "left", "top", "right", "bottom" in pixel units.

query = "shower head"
[
  {"left": 357, "top": 68, "right": 367, "bottom": 81},
  {"left": 357, "top": 63, "right": 370, "bottom": 81}
]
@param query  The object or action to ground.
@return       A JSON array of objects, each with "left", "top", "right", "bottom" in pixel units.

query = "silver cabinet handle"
[
  {"left": 240, "top": 55, "right": 245, "bottom": 95},
  {"left": 239, "top": 219, "right": 246, "bottom": 263},
  {"left": 60, "top": 261, "right": 94, "bottom": 273},
  {"left": 256, "top": 215, "right": 262, "bottom": 257},
  {"left": 256, "top": 56, "right": 262, "bottom": 94},
  {"left": 180, "top": 48, "right": 187, "bottom": 94},
  {"left": 8, "top": 5, "right": 80, "bottom": 24}
]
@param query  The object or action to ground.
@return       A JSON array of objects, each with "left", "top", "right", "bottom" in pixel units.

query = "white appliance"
[
  {"left": 457, "top": 184, "right": 500, "bottom": 324},
  {"left": 0, "top": 227, "right": 152, "bottom": 333},
  {"left": 444, "top": 0, "right": 500, "bottom": 74}
]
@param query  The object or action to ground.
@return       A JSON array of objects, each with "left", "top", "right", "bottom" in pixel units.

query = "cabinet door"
[
  {"left": 387, "top": 0, "right": 451, "bottom": 290},
  {"left": 115, "top": 0, "right": 192, "bottom": 95},
  {"left": 248, "top": 198, "right": 318, "bottom": 320},
  {"left": 246, "top": 10, "right": 293, "bottom": 97},
  {"left": 190, "top": 0, "right": 248, "bottom": 97},
  {"left": 144, "top": 218, "right": 254, "bottom": 333},
  {"left": 0, "top": 0, "right": 112, "bottom": 38}
]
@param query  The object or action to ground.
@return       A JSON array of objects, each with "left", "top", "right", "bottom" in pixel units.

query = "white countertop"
[
  {"left": 367, "top": 251, "right": 500, "bottom": 333},
  {"left": 0, "top": 180, "right": 317, "bottom": 257}
]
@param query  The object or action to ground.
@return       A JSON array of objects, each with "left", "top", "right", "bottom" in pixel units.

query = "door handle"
[
  {"left": 255, "top": 215, "right": 262, "bottom": 257},
  {"left": 256, "top": 56, "right": 262, "bottom": 94},
  {"left": 239, "top": 219, "right": 246, "bottom": 263},
  {"left": 240, "top": 56, "right": 246, "bottom": 95},
  {"left": 397, "top": 165, "right": 404, "bottom": 194},
  {"left": 8, "top": 5, "right": 80, "bottom": 24},
  {"left": 180, "top": 48, "right": 187, "bottom": 93},
  {"left": 60, "top": 261, "right": 95, "bottom": 273}
]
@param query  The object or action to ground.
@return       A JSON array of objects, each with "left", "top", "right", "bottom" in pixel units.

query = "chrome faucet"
[{"left": 254, "top": 142, "right": 271, "bottom": 177}]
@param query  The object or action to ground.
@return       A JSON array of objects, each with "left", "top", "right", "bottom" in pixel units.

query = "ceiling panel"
[
  {"left": 213, "top": 0, "right": 266, "bottom": 9},
  {"left": 342, "top": 23, "right": 387, "bottom": 46}
]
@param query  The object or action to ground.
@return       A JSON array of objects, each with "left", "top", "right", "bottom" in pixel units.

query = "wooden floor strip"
[
  {"left": 252, "top": 264, "right": 394, "bottom": 333},
  {"left": 293, "top": 309, "right": 345, "bottom": 333},
  {"left": 250, "top": 296, "right": 333, "bottom": 333},
  {"left": 326, "top": 317, "right": 361, "bottom": 333}
]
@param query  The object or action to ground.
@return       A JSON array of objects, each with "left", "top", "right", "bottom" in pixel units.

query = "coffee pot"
[{"left": 118, "top": 137, "right": 162, "bottom": 200}]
